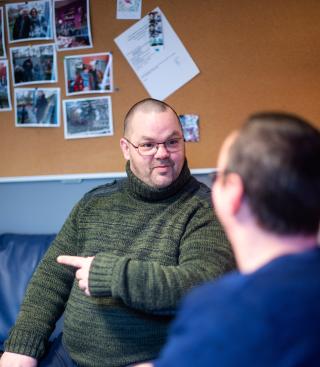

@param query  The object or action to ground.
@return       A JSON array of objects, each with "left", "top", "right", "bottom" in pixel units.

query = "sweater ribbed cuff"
[
  {"left": 89, "top": 253, "right": 120, "bottom": 297},
  {"left": 5, "top": 330, "right": 46, "bottom": 359}
]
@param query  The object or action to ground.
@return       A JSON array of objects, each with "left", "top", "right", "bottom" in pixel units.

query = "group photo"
[
  {"left": 10, "top": 44, "right": 57, "bottom": 86},
  {"left": 64, "top": 52, "right": 113, "bottom": 95},
  {"left": 6, "top": 0, "right": 52, "bottom": 43}
]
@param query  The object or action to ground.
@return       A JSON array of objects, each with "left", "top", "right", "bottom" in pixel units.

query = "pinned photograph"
[
  {"left": 15, "top": 88, "right": 60, "bottom": 127},
  {"left": 0, "top": 7, "right": 6, "bottom": 58},
  {"left": 64, "top": 52, "right": 113, "bottom": 96},
  {"left": 54, "top": 0, "right": 92, "bottom": 51},
  {"left": 116, "top": 0, "right": 142, "bottom": 20},
  {"left": 179, "top": 114, "right": 200, "bottom": 142},
  {"left": 5, "top": 0, "right": 53, "bottom": 43},
  {"left": 63, "top": 96, "right": 113, "bottom": 139},
  {"left": 0, "top": 60, "right": 12, "bottom": 111},
  {"left": 10, "top": 43, "right": 57, "bottom": 86},
  {"left": 149, "top": 9, "right": 163, "bottom": 51}
]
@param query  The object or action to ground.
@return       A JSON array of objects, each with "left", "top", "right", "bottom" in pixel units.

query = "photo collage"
[{"left": 0, "top": 0, "right": 114, "bottom": 139}]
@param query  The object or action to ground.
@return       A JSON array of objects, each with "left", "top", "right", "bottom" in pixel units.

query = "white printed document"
[{"left": 114, "top": 7, "right": 200, "bottom": 100}]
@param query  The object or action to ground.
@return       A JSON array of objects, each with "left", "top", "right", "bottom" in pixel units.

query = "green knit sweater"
[{"left": 5, "top": 161, "right": 235, "bottom": 367}]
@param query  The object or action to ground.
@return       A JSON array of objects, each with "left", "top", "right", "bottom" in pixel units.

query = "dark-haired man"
[
  {"left": 1, "top": 98, "right": 234, "bottom": 367},
  {"left": 136, "top": 112, "right": 320, "bottom": 367}
]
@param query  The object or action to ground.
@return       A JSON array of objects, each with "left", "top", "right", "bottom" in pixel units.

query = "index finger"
[{"left": 57, "top": 255, "right": 86, "bottom": 268}]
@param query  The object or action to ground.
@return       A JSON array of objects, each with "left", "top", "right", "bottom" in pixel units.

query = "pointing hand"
[{"left": 57, "top": 255, "right": 94, "bottom": 296}]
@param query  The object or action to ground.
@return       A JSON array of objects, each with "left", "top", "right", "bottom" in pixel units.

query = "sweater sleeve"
[
  {"left": 89, "top": 204, "right": 235, "bottom": 314},
  {"left": 4, "top": 202, "right": 82, "bottom": 359}
]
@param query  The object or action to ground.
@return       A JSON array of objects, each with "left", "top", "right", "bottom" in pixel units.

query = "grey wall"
[{"left": 0, "top": 174, "right": 212, "bottom": 234}]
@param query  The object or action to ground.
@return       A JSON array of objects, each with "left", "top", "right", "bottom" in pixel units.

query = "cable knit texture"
[{"left": 5, "top": 160, "right": 235, "bottom": 367}]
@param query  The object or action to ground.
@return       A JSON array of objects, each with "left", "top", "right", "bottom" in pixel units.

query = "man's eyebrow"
[{"left": 139, "top": 131, "right": 182, "bottom": 141}]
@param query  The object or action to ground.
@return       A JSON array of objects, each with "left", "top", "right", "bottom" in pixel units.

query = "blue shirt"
[{"left": 155, "top": 248, "right": 320, "bottom": 367}]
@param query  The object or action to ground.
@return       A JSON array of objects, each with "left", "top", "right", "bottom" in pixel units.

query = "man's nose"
[{"left": 154, "top": 143, "right": 170, "bottom": 158}]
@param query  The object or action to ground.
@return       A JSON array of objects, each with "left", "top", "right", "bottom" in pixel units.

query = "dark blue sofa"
[{"left": 0, "top": 233, "right": 63, "bottom": 352}]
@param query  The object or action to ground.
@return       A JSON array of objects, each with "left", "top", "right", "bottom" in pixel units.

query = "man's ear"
[
  {"left": 120, "top": 138, "right": 130, "bottom": 160},
  {"left": 225, "top": 173, "right": 245, "bottom": 215}
]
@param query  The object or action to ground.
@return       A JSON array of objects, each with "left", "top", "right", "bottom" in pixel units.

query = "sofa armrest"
[{"left": 0, "top": 233, "right": 59, "bottom": 351}]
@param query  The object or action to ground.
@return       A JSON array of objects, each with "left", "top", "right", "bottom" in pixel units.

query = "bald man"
[{"left": 1, "top": 98, "right": 234, "bottom": 367}]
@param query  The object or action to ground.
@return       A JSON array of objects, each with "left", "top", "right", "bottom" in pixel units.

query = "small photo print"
[
  {"left": 54, "top": 0, "right": 92, "bottom": 51},
  {"left": 15, "top": 88, "right": 60, "bottom": 127},
  {"left": 64, "top": 52, "right": 113, "bottom": 96},
  {"left": 179, "top": 114, "right": 200, "bottom": 142},
  {"left": 0, "top": 7, "right": 6, "bottom": 58},
  {"left": 10, "top": 43, "right": 57, "bottom": 86},
  {"left": 5, "top": 0, "right": 53, "bottom": 43},
  {"left": 116, "top": 0, "right": 142, "bottom": 20},
  {"left": 0, "top": 60, "right": 12, "bottom": 111},
  {"left": 149, "top": 9, "right": 163, "bottom": 50},
  {"left": 63, "top": 96, "right": 113, "bottom": 139}
]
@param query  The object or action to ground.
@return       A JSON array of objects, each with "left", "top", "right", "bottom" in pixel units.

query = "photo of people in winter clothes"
[
  {"left": 14, "top": 88, "right": 60, "bottom": 127},
  {"left": 6, "top": 0, "right": 52, "bottom": 43},
  {"left": 10, "top": 43, "right": 57, "bottom": 86},
  {"left": 64, "top": 52, "right": 113, "bottom": 96}
]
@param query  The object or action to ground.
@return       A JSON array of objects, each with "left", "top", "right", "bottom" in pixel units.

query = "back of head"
[
  {"left": 226, "top": 112, "right": 320, "bottom": 235},
  {"left": 123, "top": 98, "right": 180, "bottom": 136}
]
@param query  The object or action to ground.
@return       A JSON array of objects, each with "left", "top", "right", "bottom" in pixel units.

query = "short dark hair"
[
  {"left": 123, "top": 98, "right": 181, "bottom": 135},
  {"left": 226, "top": 112, "right": 320, "bottom": 235}
]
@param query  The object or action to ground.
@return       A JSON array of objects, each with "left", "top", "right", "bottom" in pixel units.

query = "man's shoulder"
[
  {"left": 186, "top": 250, "right": 320, "bottom": 311},
  {"left": 187, "top": 177, "right": 212, "bottom": 206},
  {"left": 83, "top": 179, "right": 125, "bottom": 200}
]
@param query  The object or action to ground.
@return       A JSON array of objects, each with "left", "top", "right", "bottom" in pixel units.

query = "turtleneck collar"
[{"left": 125, "top": 159, "right": 192, "bottom": 201}]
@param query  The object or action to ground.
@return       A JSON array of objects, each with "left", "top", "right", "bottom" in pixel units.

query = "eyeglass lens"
[{"left": 139, "top": 139, "right": 183, "bottom": 155}]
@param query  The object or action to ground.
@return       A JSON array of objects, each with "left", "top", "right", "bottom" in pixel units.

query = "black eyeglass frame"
[
  {"left": 210, "top": 168, "right": 237, "bottom": 184},
  {"left": 124, "top": 137, "right": 185, "bottom": 156}
]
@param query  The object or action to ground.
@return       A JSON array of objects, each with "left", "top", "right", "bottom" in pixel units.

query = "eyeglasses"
[
  {"left": 124, "top": 137, "right": 184, "bottom": 156},
  {"left": 210, "top": 171, "right": 220, "bottom": 184},
  {"left": 210, "top": 169, "right": 232, "bottom": 183}
]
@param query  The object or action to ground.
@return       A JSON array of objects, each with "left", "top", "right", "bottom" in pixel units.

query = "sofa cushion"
[{"left": 0, "top": 233, "right": 56, "bottom": 351}]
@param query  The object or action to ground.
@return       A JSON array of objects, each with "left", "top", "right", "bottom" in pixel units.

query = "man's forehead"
[
  {"left": 128, "top": 109, "right": 181, "bottom": 133},
  {"left": 132, "top": 108, "right": 175, "bottom": 120}
]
